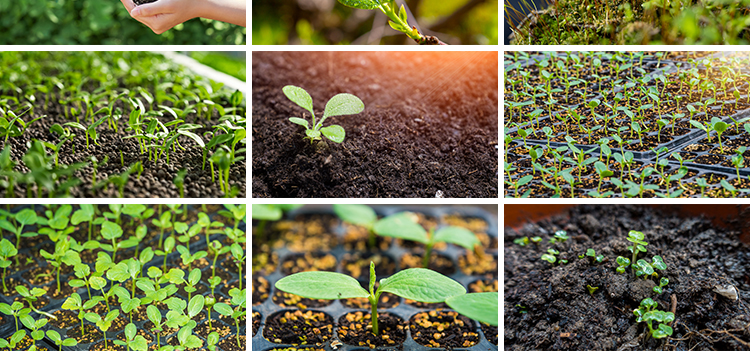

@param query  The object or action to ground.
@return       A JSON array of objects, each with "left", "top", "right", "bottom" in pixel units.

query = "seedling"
[
  {"left": 444, "top": 292, "right": 499, "bottom": 326},
  {"left": 0, "top": 208, "right": 38, "bottom": 250},
  {"left": 99, "top": 220, "right": 130, "bottom": 263},
  {"left": 46, "top": 329, "right": 77, "bottom": 351},
  {"left": 230, "top": 243, "right": 246, "bottom": 289},
  {"left": 579, "top": 248, "right": 604, "bottom": 263},
  {"left": 586, "top": 285, "right": 599, "bottom": 295},
  {"left": 615, "top": 256, "right": 631, "bottom": 274},
  {"left": 0, "top": 301, "right": 28, "bottom": 332},
  {"left": 0, "top": 238, "right": 17, "bottom": 293},
  {"left": 184, "top": 268, "right": 201, "bottom": 303},
  {"left": 634, "top": 298, "right": 674, "bottom": 339},
  {"left": 373, "top": 211, "right": 480, "bottom": 268},
  {"left": 653, "top": 277, "right": 669, "bottom": 294},
  {"left": 732, "top": 147, "right": 746, "bottom": 181},
  {"left": 16, "top": 286, "right": 55, "bottom": 319},
  {"left": 206, "top": 332, "right": 220, "bottom": 351},
  {"left": 634, "top": 255, "right": 667, "bottom": 280},
  {"left": 336, "top": 0, "right": 440, "bottom": 44},
  {"left": 19, "top": 314, "right": 47, "bottom": 350},
  {"left": 113, "top": 323, "right": 148, "bottom": 351},
  {"left": 205, "top": 296, "right": 217, "bottom": 332},
  {"left": 513, "top": 237, "right": 530, "bottom": 246},
  {"left": 216, "top": 288, "right": 246, "bottom": 348},
  {"left": 85, "top": 309, "right": 119, "bottom": 348},
  {"left": 147, "top": 304, "right": 166, "bottom": 348},
  {"left": 151, "top": 210, "right": 173, "bottom": 249},
  {"left": 282, "top": 85, "right": 364, "bottom": 144},
  {"left": 541, "top": 249, "right": 559, "bottom": 263},
  {"left": 276, "top": 261, "right": 465, "bottom": 335},
  {"left": 550, "top": 230, "right": 569, "bottom": 243},
  {"left": 61, "top": 292, "right": 96, "bottom": 337},
  {"left": 626, "top": 230, "right": 648, "bottom": 269},
  {"left": 333, "top": 204, "right": 381, "bottom": 248},
  {"left": 155, "top": 236, "right": 176, "bottom": 273}
]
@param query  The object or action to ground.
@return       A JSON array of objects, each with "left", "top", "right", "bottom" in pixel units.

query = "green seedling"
[
  {"left": 184, "top": 268, "right": 201, "bottom": 303},
  {"left": 336, "top": 0, "right": 438, "bottom": 44},
  {"left": 579, "top": 248, "right": 604, "bottom": 263},
  {"left": 276, "top": 261, "right": 464, "bottom": 336},
  {"left": 61, "top": 292, "right": 97, "bottom": 337},
  {"left": 653, "top": 277, "right": 669, "bottom": 294},
  {"left": 16, "top": 286, "right": 55, "bottom": 319},
  {"left": 208, "top": 240, "right": 229, "bottom": 280},
  {"left": 206, "top": 332, "right": 220, "bottom": 351},
  {"left": 39, "top": 236, "right": 81, "bottom": 294},
  {"left": 0, "top": 208, "right": 38, "bottom": 251},
  {"left": 0, "top": 301, "right": 28, "bottom": 332},
  {"left": 634, "top": 298, "right": 674, "bottom": 339},
  {"left": 541, "top": 249, "right": 559, "bottom": 263},
  {"left": 151, "top": 210, "right": 173, "bottom": 249},
  {"left": 333, "top": 204, "right": 382, "bottom": 249},
  {"left": 550, "top": 230, "right": 569, "bottom": 243},
  {"left": 113, "top": 323, "right": 148, "bottom": 351},
  {"left": 283, "top": 85, "right": 364, "bottom": 144},
  {"left": 177, "top": 243, "right": 208, "bottom": 275},
  {"left": 19, "top": 313, "right": 47, "bottom": 350},
  {"left": 615, "top": 256, "right": 631, "bottom": 274},
  {"left": 513, "top": 237, "right": 530, "bottom": 246},
  {"left": 46, "top": 329, "right": 77, "bottom": 351},
  {"left": 155, "top": 236, "right": 176, "bottom": 273},
  {"left": 444, "top": 292, "right": 498, "bottom": 326},
  {"left": 626, "top": 230, "right": 648, "bottom": 270},
  {"left": 586, "top": 285, "right": 599, "bottom": 295},
  {"left": 147, "top": 304, "right": 166, "bottom": 348},
  {"left": 230, "top": 243, "right": 246, "bottom": 289},
  {"left": 217, "top": 288, "right": 246, "bottom": 348},
  {"left": 99, "top": 220, "right": 133, "bottom": 264},
  {"left": 0, "top": 330, "right": 27, "bottom": 350},
  {"left": 85, "top": 309, "right": 119, "bottom": 349},
  {"left": 634, "top": 255, "right": 667, "bottom": 280},
  {"left": 205, "top": 296, "right": 217, "bottom": 332},
  {"left": 70, "top": 204, "right": 97, "bottom": 242},
  {"left": 168, "top": 320, "right": 203, "bottom": 350},
  {"left": 174, "top": 169, "right": 186, "bottom": 198},
  {"left": 0, "top": 239, "right": 17, "bottom": 293},
  {"left": 373, "top": 211, "right": 480, "bottom": 268},
  {"left": 732, "top": 147, "right": 746, "bottom": 181},
  {"left": 197, "top": 212, "right": 225, "bottom": 247}
]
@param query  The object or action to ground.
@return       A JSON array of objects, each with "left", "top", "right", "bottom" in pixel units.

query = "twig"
[{"left": 669, "top": 294, "right": 677, "bottom": 327}]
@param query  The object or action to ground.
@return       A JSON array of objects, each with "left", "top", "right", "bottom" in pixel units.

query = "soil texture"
[
  {"left": 252, "top": 51, "right": 498, "bottom": 198},
  {"left": 504, "top": 205, "right": 750, "bottom": 350}
]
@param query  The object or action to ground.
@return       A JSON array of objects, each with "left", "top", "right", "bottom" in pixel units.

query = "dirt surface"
[
  {"left": 252, "top": 51, "right": 498, "bottom": 198},
  {"left": 504, "top": 205, "right": 750, "bottom": 350}
]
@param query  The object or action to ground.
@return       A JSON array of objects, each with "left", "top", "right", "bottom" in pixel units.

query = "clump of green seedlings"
[
  {"left": 283, "top": 85, "right": 364, "bottom": 144},
  {"left": 373, "top": 211, "right": 480, "bottom": 268},
  {"left": 276, "top": 261, "right": 465, "bottom": 335},
  {"left": 634, "top": 298, "right": 674, "bottom": 339},
  {"left": 579, "top": 248, "right": 604, "bottom": 263},
  {"left": 541, "top": 249, "right": 567, "bottom": 264}
]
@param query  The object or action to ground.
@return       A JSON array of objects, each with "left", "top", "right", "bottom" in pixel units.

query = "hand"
[
  {"left": 121, "top": 0, "right": 246, "bottom": 35},
  {"left": 120, "top": 0, "right": 199, "bottom": 34}
]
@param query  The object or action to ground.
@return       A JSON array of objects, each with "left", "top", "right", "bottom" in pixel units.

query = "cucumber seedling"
[
  {"left": 283, "top": 85, "right": 364, "bottom": 144},
  {"left": 373, "top": 211, "right": 480, "bottom": 268},
  {"left": 333, "top": 204, "right": 382, "bottom": 249},
  {"left": 0, "top": 238, "right": 17, "bottom": 293},
  {"left": 276, "top": 261, "right": 465, "bottom": 335}
]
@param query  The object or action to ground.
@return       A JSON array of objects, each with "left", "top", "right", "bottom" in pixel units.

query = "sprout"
[
  {"left": 541, "top": 249, "right": 559, "bottom": 263},
  {"left": 615, "top": 256, "right": 631, "bottom": 274},
  {"left": 586, "top": 285, "right": 599, "bottom": 295},
  {"left": 113, "top": 323, "right": 148, "bottom": 351},
  {"left": 653, "top": 277, "right": 669, "bottom": 294},
  {"left": 550, "top": 230, "right": 569, "bottom": 243},
  {"left": 626, "top": 230, "right": 648, "bottom": 270},
  {"left": 580, "top": 248, "right": 604, "bottom": 263}
]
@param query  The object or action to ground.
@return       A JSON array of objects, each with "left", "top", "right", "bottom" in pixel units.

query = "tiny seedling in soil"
[
  {"left": 275, "top": 261, "right": 465, "bottom": 335},
  {"left": 46, "top": 329, "right": 78, "bottom": 351},
  {"left": 586, "top": 285, "right": 599, "bottom": 295},
  {"left": 0, "top": 238, "right": 17, "bottom": 292},
  {"left": 634, "top": 298, "right": 674, "bottom": 339},
  {"left": 282, "top": 85, "right": 364, "bottom": 144},
  {"left": 373, "top": 211, "right": 480, "bottom": 268},
  {"left": 444, "top": 292, "right": 499, "bottom": 326},
  {"left": 579, "top": 248, "right": 604, "bottom": 263},
  {"left": 653, "top": 277, "right": 669, "bottom": 294},
  {"left": 549, "top": 230, "right": 569, "bottom": 243}
]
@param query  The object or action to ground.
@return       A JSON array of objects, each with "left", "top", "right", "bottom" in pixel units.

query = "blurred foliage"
[
  {"left": 189, "top": 52, "right": 247, "bottom": 82},
  {"left": 252, "top": 0, "right": 497, "bottom": 45},
  {"left": 0, "top": 0, "right": 246, "bottom": 45},
  {"left": 508, "top": 0, "right": 750, "bottom": 44}
]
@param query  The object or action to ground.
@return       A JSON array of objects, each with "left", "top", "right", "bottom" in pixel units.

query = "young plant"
[
  {"left": 732, "top": 147, "right": 747, "bottom": 181},
  {"left": 16, "top": 286, "right": 55, "bottom": 319},
  {"left": 0, "top": 208, "right": 38, "bottom": 250},
  {"left": 276, "top": 261, "right": 464, "bottom": 336},
  {"left": 634, "top": 298, "right": 674, "bottom": 339},
  {"left": 19, "top": 314, "right": 47, "bottom": 350},
  {"left": 653, "top": 277, "right": 669, "bottom": 294},
  {"left": 84, "top": 309, "right": 120, "bottom": 349},
  {"left": 444, "top": 292, "right": 499, "bottom": 326},
  {"left": 230, "top": 243, "right": 246, "bottom": 289},
  {"left": 634, "top": 255, "right": 667, "bottom": 280},
  {"left": 214, "top": 288, "right": 245, "bottom": 348},
  {"left": 0, "top": 239, "right": 17, "bottom": 293},
  {"left": 155, "top": 236, "right": 176, "bottom": 273},
  {"left": 549, "top": 230, "right": 569, "bottom": 243},
  {"left": 46, "top": 329, "right": 77, "bottom": 351},
  {"left": 333, "top": 204, "right": 381, "bottom": 248},
  {"left": 0, "top": 301, "right": 27, "bottom": 332},
  {"left": 541, "top": 249, "right": 565, "bottom": 264},
  {"left": 113, "top": 323, "right": 148, "bottom": 351},
  {"left": 147, "top": 304, "right": 166, "bottom": 348},
  {"left": 373, "top": 212, "right": 480, "bottom": 268},
  {"left": 206, "top": 332, "right": 220, "bottom": 351},
  {"left": 184, "top": 268, "right": 201, "bottom": 303},
  {"left": 335, "top": 0, "right": 441, "bottom": 44},
  {"left": 151, "top": 209, "right": 172, "bottom": 249},
  {"left": 61, "top": 292, "right": 97, "bottom": 337},
  {"left": 579, "top": 248, "right": 604, "bottom": 263},
  {"left": 282, "top": 85, "right": 364, "bottom": 144},
  {"left": 626, "top": 230, "right": 648, "bottom": 270}
]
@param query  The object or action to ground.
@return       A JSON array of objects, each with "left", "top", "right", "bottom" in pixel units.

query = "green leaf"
[
  {"left": 320, "top": 124, "right": 346, "bottom": 143},
  {"left": 637, "top": 259, "right": 654, "bottom": 275},
  {"left": 445, "top": 292, "right": 498, "bottom": 326},
  {"left": 651, "top": 255, "right": 667, "bottom": 270},
  {"left": 188, "top": 268, "right": 201, "bottom": 285},
  {"left": 322, "top": 93, "right": 364, "bottom": 122},
  {"left": 207, "top": 332, "right": 219, "bottom": 345},
  {"left": 62, "top": 338, "right": 77, "bottom": 347},
  {"left": 0, "top": 303, "right": 12, "bottom": 315},
  {"left": 124, "top": 323, "right": 136, "bottom": 340},
  {"left": 377, "top": 268, "right": 465, "bottom": 303},
  {"left": 188, "top": 295, "right": 204, "bottom": 318},
  {"left": 289, "top": 117, "right": 309, "bottom": 129},
  {"left": 61, "top": 293, "right": 82, "bottom": 310},
  {"left": 147, "top": 305, "right": 161, "bottom": 324},
  {"left": 90, "top": 276, "right": 107, "bottom": 290},
  {"left": 333, "top": 204, "right": 377, "bottom": 228},
  {"left": 184, "top": 335, "right": 202, "bottom": 349},
  {"left": 373, "top": 212, "right": 428, "bottom": 244},
  {"left": 213, "top": 302, "right": 233, "bottom": 317},
  {"left": 46, "top": 329, "right": 61, "bottom": 343},
  {"left": 275, "top": 271, "right": 369, "bottom": 299},
  {"left": 282, "top": 85, "right": 314, "bottom": 117},
  {"left": 433, "top": 226, "right": 480, "bottom": 250},
  {"left": 101, "top": 221, "right": 123, "bottom": 240},
  {"left": 336, "top": 0, "right": 380, "bottom": 10},
  {"left": 131, "top": 336, "right": 148, "bottom": 351},
  {"left": 15, "top": 209, "right": 37, "bottom": 226}
]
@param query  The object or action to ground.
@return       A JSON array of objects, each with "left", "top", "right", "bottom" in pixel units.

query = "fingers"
[
  {"left": 120, "top": 0, "right": 135, "bottom": 12},
  {"left": 130, "top": 0, "right": 176, "bottom": 18}
]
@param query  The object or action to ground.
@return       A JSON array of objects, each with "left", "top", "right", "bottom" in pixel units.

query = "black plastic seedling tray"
[
  {"left": 0, "top": 205, "right": 246, "bottom": 351},
  {"left": 252, "top": 206, "right": 498, "bottom": 351}
]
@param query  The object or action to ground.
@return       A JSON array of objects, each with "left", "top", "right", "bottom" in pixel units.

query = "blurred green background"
[
  {"left": 252, "top": 0, "right": 498, "bottom": 45},
  {"left": 189, "top": 52, "right": 246, "bottom": 82},
  {"left": 0, "top": 0, "right": 246, "bottom": 45}
]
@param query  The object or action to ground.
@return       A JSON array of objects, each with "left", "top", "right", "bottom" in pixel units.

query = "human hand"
[{"left": 121, "top": 0, "right": 246, "bottom": 35}]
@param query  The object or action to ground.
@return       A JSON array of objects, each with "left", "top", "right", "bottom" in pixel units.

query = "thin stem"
[{"left": 369, "top": 295, "right": 379, "bottom": 335}]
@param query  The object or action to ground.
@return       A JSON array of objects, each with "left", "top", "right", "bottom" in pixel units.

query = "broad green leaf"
[
  {"left": 321, "top": 124, "right": 345, "bottom": 143},
  {"left": 188, "top": 295, "right": 204, "bottom": 318},
  {"left": 62, "top": 338, "right": 77, "bottom": 347},
  {"left": 107, "top": 263, "right": 130, "bottom": 282},
  {"left": 289, "top": 117, "right": 309, "bottom": 129},
  {"left": 131, "top": 336, "right": 148, "bottom": 351},
  {"left": 0, "top": 238, "right": 17, "bottom": 258},
  {"left": 212, "top": 303, "right": 233, "bottom": 317},
  {"left": 16, "top": 209, "right": 37, "bottom": 226},
  {"left": 445, "top": 292, "right": 498, "bottom": 326},
  {"left": 188, "top": 268, "right": 201, "bottom": 285},
  {"left": 433, "top": 226, "right": 480, "bottom": 250},
  {"left": 61, "top": 293, "right": 81, "bottom": 310},
  {"left": 651, "top": 256, "right": 667, "bottom": 270},
  {"left": 378, "top": 267, "right": 465, "bottom": 303},
  {"left": 322, "top": 93, "right": 364, "bottom": 121},
  {"left": 0, "top": 303, "right": 12, "bottom": 315},
  {"left": 124, "top": 323, "right": 136, "bottom": 340},
  {"left": 275, "top": 271, "right": 368, "bottom": 299},
  {"left": 90, "top": 276, "right": 107, "bottom": 290},
  {"left": 101, "top": 221, "right": 123, "bottom": 240},
  {"left": 147, "top": 305, "right": 161, "bottom": 324},
  {"left": 46, "top": 330, "right": 61, "bottom": 343},
  {"left": 333, "top": 204, "right": 377, "bottom": 228},
  {"left": 282, "top": 85, "right": 314, "bottom": 116},
  {"left": 373, "top": 212, "right": 428, "bottom": 244},
  {"left": 337, "top": 0, "right": 380, "bottom": 10}
]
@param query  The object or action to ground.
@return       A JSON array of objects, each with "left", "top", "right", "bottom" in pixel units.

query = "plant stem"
[
  {"left": 422, "top": 243, "right": 433, "bottom": 269},
  {"left": 2, "top": 267, "right": 6, "bottom": 293},
  {"left": 369, "top": 295, "right": 379, "bottom": 335}
]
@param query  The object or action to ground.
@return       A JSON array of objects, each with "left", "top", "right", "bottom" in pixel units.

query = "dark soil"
[
  {"left": 218, "top": 335, "right": 246, "bottom": 351},
  {"left": 409, "top": 310, "right": 480, "bottom": 349},
  {"left": 263, "top": 309, "right": 334, "bottom": 346},
  {"left": 252, "top": 51, "right": 498, "bottom": 198},
  {"left": 252, "top": 311, "right": 260, "bottom": 336},
  {"left": 337, "top": 312, "right": 407, "bottom": 348},
  {"left": 66, "top": 324, "right": 102, "bottom": 344},
  {"left": 504, "top": 205, "right": 750, "bottom": 350}
]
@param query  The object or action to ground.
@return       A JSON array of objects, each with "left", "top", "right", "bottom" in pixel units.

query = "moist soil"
[
  {"left": 409, "top": 310, "right": 480, "bottom": 349},
  {"left": 504, "top": 205, "right": 750, "bottom": 350},
  {"left": 337, "top": 312, "right": 407, "bottom": 349},
  {"left": 218, "top": 335, "right": 246, "bottom": 351},
  {"left": 252, "top": 51, "right": 498, "bottom": 198},
  {"left": 263, "top": 310, "right": 334, "bottom": 346}
]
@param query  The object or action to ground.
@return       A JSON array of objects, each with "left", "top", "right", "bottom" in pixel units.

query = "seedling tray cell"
[{"left": 252, "top": 205, "right": 498, "bottom": 351}]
